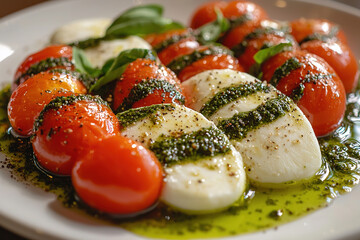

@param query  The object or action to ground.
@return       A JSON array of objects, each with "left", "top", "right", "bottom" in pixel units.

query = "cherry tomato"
[
  {"left": 290, "top": 18, "right": 348, "bottom": 44},
  {"left": 301, "top": 39, "right": 359, "bottom": 93},
  {"left": 72, "top": 135, "right": 163, "bottom": 215},
  {"left": 158, "top": 38, "right": 200, "bottom": 66},
  {"left": 261, "top": 50, "right": 346, "bottom": 137},
  {"left": 13, "top": 45, "right": 73, "bottom": 91},
  {"left": 178, "top": 54, "right": 244, "bottom": 82},
  {"left": 190, "top": 1, "right": 228, "bottom": 29},
  {"left": 32, "top": 95, "right": 120, "bottom": 176},
  {"left": 145, "top": 29, "right": 190, "bottom": 47},
  {"left": 237, "top": 31, "right": 299, "bottom": 72},
  {"left": 8, "top": 72, "right": 86, "bottom": 137},
  {"left": 113, "top": 59, "right": 185, "bottom": 111}
]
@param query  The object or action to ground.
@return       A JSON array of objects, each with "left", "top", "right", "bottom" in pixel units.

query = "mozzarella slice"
[
  {"left": 50, "top": 18, "right": 112, "bottom": 44},
  {"left": 182, "top": 69, "right": 322, "bottom": 184},
  {"left": 117, "top": 104, "right": 247, "bottom": 214},
  {"left": 50, "top": 18, "right": 152, "bottom": 68}
]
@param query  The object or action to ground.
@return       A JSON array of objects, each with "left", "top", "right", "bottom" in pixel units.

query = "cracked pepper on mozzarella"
[
  {"left": 50, "top": 19, "right": 152, "bottom": 68},
  {"left": 182, "top": 69, "right": 322, "bottom": 184},
  {"left": 116, "top": 104, "right": 247, "bottom": 214}
]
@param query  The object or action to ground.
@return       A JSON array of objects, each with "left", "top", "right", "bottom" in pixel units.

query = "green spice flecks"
[
  {"left": 48, "top": 69, "right": 97, "bottom": 90},
  {"left": 149, "top": 127, "right": 231, "bottom": 167},
  {"left": 217, "top": 96, "right": 293, "bottom": 140},
  {"left": 290, "top": 73, "right": 333, "bottom": 102},
  {"left": 232, "top": 27, "right": 288, "bottom": 57},
  {"left": 299, "top": 25, "right": 339, "bottom": 45},
  {"left": 270, "top": 57, "right": 302, "bottom": 87},
  {"left": 200, "top": 82, "right": 271, "bottom": 118},
  {"left": 15, "top": 57, "right": 73, "bottom": 85},
  {"left": 153, "top": 32, "right": 191, "bottom": 53},
  {"left": 166, "top": 45, "right": 233, "bottom": 75},
  {"left": 34, "top": 94, "right": 109, "bottom": 132},
  {"left": 228, "top": 13, "right": 252, "bottom": 29},
  {"left": 116, "top": 104, "right": 175, "bottom": 128},
  {"left": 69, "top": 37, "right": 105, "bottom": 49},
  {"left": 115, "top": 79, "right": 185, "bottom": 113}
]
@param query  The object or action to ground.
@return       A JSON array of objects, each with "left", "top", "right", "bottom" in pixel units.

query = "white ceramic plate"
[{"left": 1, "top": 0, "right": 360, "bottom": 239}]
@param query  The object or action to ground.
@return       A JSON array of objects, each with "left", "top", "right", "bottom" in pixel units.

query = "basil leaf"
[
  {"left": 195, "top": 8, "right": 230, "bottom": 45},
  {"left": 72, "top": 47, "right": 102, "bottom": 77},
  {"left": 90, "top": 48, "right": 156, "bottom": 92},
  {"left": 253, "top": 42, "right": 292, "bottom": 65},
  {"left": 106, "top": 17, "right": 184, "bottom": 38},
  {"left": 108, "top": 4, "right": 163, "bottom": 30}
]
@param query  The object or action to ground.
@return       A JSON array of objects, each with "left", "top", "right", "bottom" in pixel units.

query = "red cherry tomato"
[
  {"left": 7, "top": 72, "right": 86, "bottom": 137},
  {"left": 237, "top": 32, "right": 299, "bottom": 72},
  {"left": 178, "top": 54, "right": 244, "bottom": 82},
  {"left": 145, "top": 29, "right": 190, "bottom": 47},
  {"left": 13, "top": 45, "right": 73, "bottom": 90},
  {"left": 301, "top": 39, "right": 359, "bottom": 93},
  {"left": 290, "top": 18, "right": 348, "bottom": 44},
  {"left": 113, "top": 59, "right": 185, "bottom": 111},
  {"left": 158, "top": 38, "right": 200, "bottom": 66},
  {"left": 32, "top": 96, "right": 120, "bottom": 176},
  {"left": 72, "top": 135, "right": 163, "bottom": 215},
  {"left": 190, "top": 1, "right": 228, "bottom": 29},
  {"left": 261, "top": 50, "right": 346, "bottom": 137}
]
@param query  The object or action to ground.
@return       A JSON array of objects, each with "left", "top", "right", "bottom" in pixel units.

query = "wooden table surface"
[{"left": 0, "top": 0, "right": 359, "bottom": 239}]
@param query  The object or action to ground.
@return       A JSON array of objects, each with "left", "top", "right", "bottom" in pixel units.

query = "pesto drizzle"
[
  {"left": 166, "top": 45, "right": 233, "bottom": 75},
  {"left": 15, "top": 57, "right": 73, "bottom": 85},
  {"left": 217, "top": 95, "right": 293, "bottom": 140},
  {"left": 153, "top": 32, "right": 192, "bottom": 53},
  {"left": 114, "top": 79, "right": 185, "bottom": 113},
  {"left": 200, "top": 82, "right": 271, "bottom": 118},
  {"left": 299, "top": 25, "right": 339, "bottom": 45},
  {"left": 116, "top": 104, "right": 175, "bottom": 128},
  {"left": 270, "top": 57, "right": 302, "bottom": 87},
  {"left": 34, "top": 94, "right": 109, "bottom": 132},
  {"left": 69, "top": 37, "right": 105, "bottom": 49},
  {"left": 228, "top": 14, "right": 252, "bottom": 29},
  {"left": 232, "top": 27, "right": 289, "bottom": 57},
  {"left": 48, "top": 69, "right": 97, "bottom": 90},
  {"left": 149, "top": 127, "right": 231, "bottom": 167},
  {"left": 290, "top": 73, "right": 333, "bottom": 102}
]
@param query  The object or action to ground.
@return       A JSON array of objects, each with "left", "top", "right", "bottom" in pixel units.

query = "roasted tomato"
[
  {"left": 190, "top": 1, "right": 228, "bottom": 29},
  {"left": 178, "top": 54, "right": 244, "bottom": 82},
  {"left": 113, "top": 58, "right": 185, "bottom": 112},
  {"left": 300, "top": 39, "right": 359, "bottom": 93},
  {"left": 261, "top": 50, "right": 346, "bottom": 137},
  {"left": 72, "top": 135, "right": 163, "bottom": 215},
  {"left": 13, "top": 45, "right": 74, "bottom": 91},
  {"left": 8, "top": 72, "right": 86, "bottom": 137},
  {"left": 32, "top": 95, "right": 120, "bottom": 176},
  {"left": 158, "top": 38, "right": 200, "bottom": 66},
  {"left": 290, "top": 18, "right": 348, "bottom": 44}
]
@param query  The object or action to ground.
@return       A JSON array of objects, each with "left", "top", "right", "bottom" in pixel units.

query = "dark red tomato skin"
[
  {"left": 261, "top": 50, "right": 346, "bottom": 137},
  {"left": 32, "top": 99, "right": 120, "bottom": 176},
  {"left": 158, "top": 38, "right": 200, "bottom": 66},
  {"left": 301, "top": 39, "right": 359, "bottom": 93},
  {"left": 145, "top": 29, "right": 190, "bottom": 47},
  {"left": 238, "top": 33, "right": 299, "bottom": 72},
  {"left": 72, "top": 135, "right": 163, "bottom": 214},
  {"left": 178, "top": 54, "right": 244, "bottom": 82},
  {"left": 113, "top": 59, "right": 184, "bottom": 111},
  {"left": 13, "top": 45, "right": 73, "bottom": 90},
  {"left": 190, "top": 1, "right": 228, "bottom": 29},
  {"left": 7, "top": 72, "right": 86, "bottom": 137},
  {"left": 290, "top": 18, "right": 348, "bottom": 44}
]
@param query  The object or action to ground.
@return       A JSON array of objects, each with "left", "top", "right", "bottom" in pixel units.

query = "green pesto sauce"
[
  {"left": 153, "top": 33, "right": 191, "bottom": 53},
  {"left": 200, "top": 81, "right": 271, "bottom": 118},
  {"left": 2, "top": 84, "right": 360, "bottom": 239},
  {"left": 149, "top": 127, "right": 231, "bottom": 167},
  {"left": 114, "top": 79, "right": 185, "bottom": 113},
  {"left": 270, "top": 57, "right": 302, "bottom": 87},
  {"left": 217, "top": 95, "right": 293, "bottom": 140},
  {"left": 49, "top": 69, "right": 97, "bottom": 90},
  {"left": 299, "top": 26, "right": 339, "bottom": 45},
  {"left": 166, "top": 45, "right": 233, "bottom": 75},
  {"left": 15, "top": 57, "right": 73, "bottom": 85}
]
